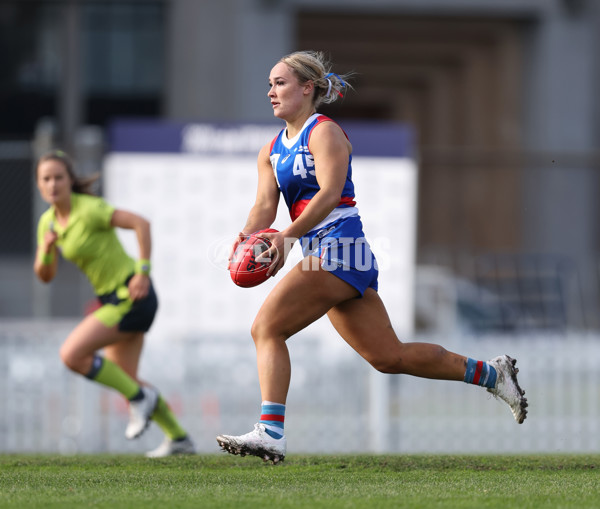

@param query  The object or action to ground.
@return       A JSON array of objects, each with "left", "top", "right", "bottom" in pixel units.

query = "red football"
[{"left": 229, "top": 229, "right": 278, "bottom": 288}]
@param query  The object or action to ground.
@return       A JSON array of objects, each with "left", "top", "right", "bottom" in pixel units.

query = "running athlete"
[
  {"left": 34, "top": 150, "right": 195, "bottom": 457},
  {"left": 216, "top": 51, "right": 527, "bottom": 463}
]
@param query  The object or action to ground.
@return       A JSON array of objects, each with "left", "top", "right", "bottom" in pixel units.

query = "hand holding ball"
[{"left": 229, "top": 229, "right": 279, "bottom": 287}]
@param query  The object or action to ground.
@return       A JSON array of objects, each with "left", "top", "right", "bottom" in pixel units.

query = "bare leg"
[
  {"left": 104, "top": 332, "right": 145, "bottom": 382},
  {"left": 327, "top": 288, "right": 528, "bottom": 423},
  {"left": 59, "top": 314, "right": 141, "bottom": 375},
  {"left": 217, "top": 257, "right": 359, "bottom": 461},
  {"left": 216, "top": 257, "right": 528, "bottom": 461},
  {"left": 59, "top": 313, "right": 181, "bottom": 441},
  {"left": 251, "top": 256, "right": 359, "bottom": 403},
  {"left": 327, "top": 288, "right": 467, "bottom": 380}
]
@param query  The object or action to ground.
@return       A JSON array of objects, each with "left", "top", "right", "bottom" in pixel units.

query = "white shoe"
[
  {"left": 145, "top": 436, "right": 196, "bottom": 458},
  {"left": 216, "top": 423, "right": 286, "bottom": 464},
  {"left": 487, "top": 355, "right": 528, "bottom": 424},
  {"left": 125, "top": 386, "right": 159, "bottom": 439}
]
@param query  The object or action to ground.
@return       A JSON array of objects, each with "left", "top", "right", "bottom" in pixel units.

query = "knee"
[
  {"left": 59, "top": 343, "right": 87, "bottom": 374},
  {"left": 367, "top": 349, "right": 406, "bottom": 375},
  {"left": 250, "top": 317, "right": 269, "bottom": 345},
  {"left": 250, "top": 316, "right": 286, "bottom": 347},
  {"left": 370, "top": 356, "right": 402, "bottom": 374}
]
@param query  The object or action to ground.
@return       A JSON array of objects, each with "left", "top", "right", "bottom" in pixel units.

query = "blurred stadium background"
[{"left": 1, "top": 0, "right": 599, "bottom": 454}]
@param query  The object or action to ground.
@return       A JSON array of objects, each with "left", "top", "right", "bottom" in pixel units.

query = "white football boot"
[
  {"left": 145, "top": 436, "right": 196, "bottom": 458},
  {"left": 486, "top": 355, "right": 528, "bottom": 424},
  {"left": 125, "top": 386, "right": 159, "bottom": 439},
  {"left": 216, "top": 423, "right": 286, "bottom": 464}
]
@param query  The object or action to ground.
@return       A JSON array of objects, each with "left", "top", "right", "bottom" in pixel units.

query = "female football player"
[
  {"left": 34, "top": 150, "right": 194, "bottom": 457},
  {"left": 216, "top": 51, "right": 527, "bottom": 463}
]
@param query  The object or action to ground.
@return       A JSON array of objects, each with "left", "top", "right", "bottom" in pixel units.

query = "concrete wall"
[{"left": 166, "top": 0, "right": 293, "bottom": 122}]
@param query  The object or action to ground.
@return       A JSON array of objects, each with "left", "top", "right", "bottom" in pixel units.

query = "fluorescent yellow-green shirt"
[{"left": 37, "top": 193, "right": 134, "bottom": 295}]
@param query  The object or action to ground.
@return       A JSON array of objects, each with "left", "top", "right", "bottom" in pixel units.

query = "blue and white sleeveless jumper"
[{"left": 269, "top": 113, "right": 378, "bottom": 294}]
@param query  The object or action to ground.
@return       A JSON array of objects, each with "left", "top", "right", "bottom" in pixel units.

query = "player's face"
[
  {"left": 268, "top": 62, "right": 312, "bottom": 120},
  {"left": 37, "top": 159, "right": 72, "bottom": 205}
]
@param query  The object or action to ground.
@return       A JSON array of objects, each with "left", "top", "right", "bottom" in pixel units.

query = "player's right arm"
[
  {"left": 243, "top": 142, "right": 280, "bottom": 233},
  {"left": 229, "top": 142, "right": 280, "bottom": 261},
  {"left": 34, "top": 227, "right": 59, "bottom": 282}
]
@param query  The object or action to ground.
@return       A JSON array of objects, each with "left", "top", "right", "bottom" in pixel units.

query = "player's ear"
[{"left": 303, "top": 80, "right": 314, "bottom": 96}]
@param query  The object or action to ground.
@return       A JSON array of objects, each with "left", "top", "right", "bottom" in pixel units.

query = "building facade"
[{"left": 0, "top": 0, "right": 598, "bottom": 328}]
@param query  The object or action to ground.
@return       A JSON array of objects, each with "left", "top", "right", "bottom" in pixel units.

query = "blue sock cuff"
[
  {"left": 261, "top": 403, "right": 285, "bottom": 415},
  {"left": 260, "top": 401, "right": 285, "bottom": 438},
  {"left": 464, "top": 358, "right": 477, "bottom": 383}
]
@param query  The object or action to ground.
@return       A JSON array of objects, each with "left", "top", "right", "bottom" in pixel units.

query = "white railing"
[{"left": 1, "top": 319, "right": 598, "bottom": 454}]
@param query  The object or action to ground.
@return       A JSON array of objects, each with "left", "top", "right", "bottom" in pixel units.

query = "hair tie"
[
  {"left": 325, "top": 78, "right": 332, "bottom": 98},
  {"left": 324, "top": 72, "right": 346, "bottom": 98}
]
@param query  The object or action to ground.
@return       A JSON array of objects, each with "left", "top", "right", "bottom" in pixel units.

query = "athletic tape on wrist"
[
  {"left": 135, "top": 258, "right": 151, "bottom": 276},
  {"left": 41, "top": 252, "right": 53, "bottom": 265}
]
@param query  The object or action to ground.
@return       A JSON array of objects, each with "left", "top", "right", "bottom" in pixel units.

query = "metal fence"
[
  {"left": 1, "top": 319, "right": 598, "bottom": 455},
  {"left": 415, "top": 250, "right": 600, "bottom": 334}
]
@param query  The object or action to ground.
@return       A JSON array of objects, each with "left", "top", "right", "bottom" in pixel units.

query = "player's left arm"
[
  {"left": 111, "top": 209, "right": 151, "bottom": 300},
  {"left": 282, "top": 121, "right": 350, "bottom": 240}
]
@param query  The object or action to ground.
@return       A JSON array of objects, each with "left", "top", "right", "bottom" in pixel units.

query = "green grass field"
[{"left": 0, "top": 454, "right": 597, "bottom": 508}]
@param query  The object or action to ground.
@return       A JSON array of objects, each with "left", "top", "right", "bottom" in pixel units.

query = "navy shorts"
[
  {"left": 95, "top": 275, "right": 158, "bottom": 332},
  {"left": 301, "top": 215, "right": 379, "bottom": 296}
]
